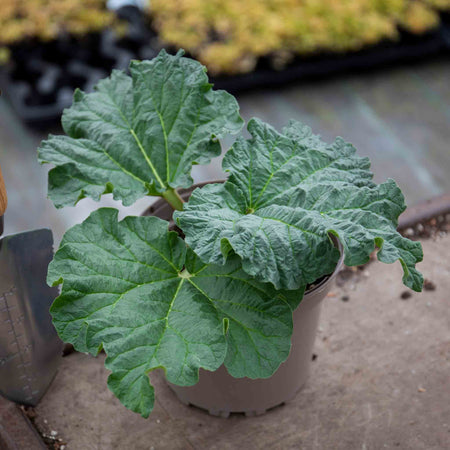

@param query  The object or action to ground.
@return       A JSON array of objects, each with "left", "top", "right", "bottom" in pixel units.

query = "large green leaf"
[
  {"left": 175, "top": 119, "right": 423, "bottom": 291},
  {"left": 38, "top": 49, "right": 243, "bottom": 208},
  {"left": 48, "top": 209, "right": 294, "bottom": 417}
]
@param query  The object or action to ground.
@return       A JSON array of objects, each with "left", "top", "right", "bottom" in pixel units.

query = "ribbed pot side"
[{"left": 144, "top": 183, "right": 344, "bottom": 418}]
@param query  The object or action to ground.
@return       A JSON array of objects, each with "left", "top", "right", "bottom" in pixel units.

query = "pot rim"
[{"left": 304, "top": 235, "right": 344, "bottom": 295}]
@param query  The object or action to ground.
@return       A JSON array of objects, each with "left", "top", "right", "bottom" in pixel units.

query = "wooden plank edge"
[
  {"left": 399, "top": 193, "right": 450, "bottom": 230},
  {"left": 0, "top": 396, "right": 46, "bottom": 450}
]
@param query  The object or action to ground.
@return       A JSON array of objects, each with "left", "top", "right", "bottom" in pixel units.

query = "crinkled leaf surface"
[
  {"left": 38, "top": 49, "right": 243, "bottom": 208},
  {"left": 48, "top": 208, "right": 294, "bottom": 417},
  {"left": 176, "top": 119, "right": 423, "bottom": 291}
]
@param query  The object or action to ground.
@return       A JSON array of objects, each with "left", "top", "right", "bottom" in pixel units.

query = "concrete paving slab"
[{"left": 30, "top": 234, "right": 450, "bottom": 450}]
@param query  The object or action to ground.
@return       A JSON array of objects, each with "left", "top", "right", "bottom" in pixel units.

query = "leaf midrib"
[
  {"left": 255, "top": 153, "right": 341, "bottom": 209},
  {"left": 76, "top": 94, "right": 166, "bottom": 191},
  {"left": 130, "top": 129, "right": 167, "bottom": 190},
  {"left": 103, "top": 91, "right": 162, "bottom": 189}
]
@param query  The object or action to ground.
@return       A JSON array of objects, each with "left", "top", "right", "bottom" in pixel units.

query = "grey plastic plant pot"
[
  {"left": 169, "top": 255, "right": 343, "bottom": 418},
  {"left": 144, "top": 183, "right": 344, "bottom": 418}
]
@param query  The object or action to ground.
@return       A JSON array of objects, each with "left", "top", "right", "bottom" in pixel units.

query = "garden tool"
[{"left": 0, "top": 163, "right": 62, "bottom": 405}]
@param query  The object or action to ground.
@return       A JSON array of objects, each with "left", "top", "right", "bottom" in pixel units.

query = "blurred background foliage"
[
  {"left": 0, "top": 0, "right": 122, "bottom": 43},
  {"left": 150, "top": 0, "right": 450, "bottom": 74},
  {"left": 0, "top": 0, "right": 123, "bottom": 61},
  {"left": 1, "top": 0, "right": 450, "bottom": 74}
]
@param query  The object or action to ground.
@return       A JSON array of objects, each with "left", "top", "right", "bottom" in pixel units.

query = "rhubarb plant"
[
  {"left": 175, "top": 119, "right": 424, "bottom": 291},
  {"left": 38, "top": 50, "right": 423, "bottom": 418}
]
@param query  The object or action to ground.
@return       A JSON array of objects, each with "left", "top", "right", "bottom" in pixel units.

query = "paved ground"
[
  {"left": 1, "top": 55, "right": 449, "bottom": 450},
  {"left": 1, "top": 58, "right": 450, "bottom": 244},
  {"left": 26, "top": 232, "right": 449, "bottom": 450}
]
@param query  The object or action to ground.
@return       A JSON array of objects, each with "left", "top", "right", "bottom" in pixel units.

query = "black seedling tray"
[
  {"left": 0, "top": 6, "right": 155, "bottom": 127},
  {"left": 1, "top": 31, "right": 135, "bottom": 126},
  {"left": 1, "top": 6, "right": 449, "bottom": 127}
]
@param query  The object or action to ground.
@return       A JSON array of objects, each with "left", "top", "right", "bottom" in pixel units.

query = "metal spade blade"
[
  {"left": 0, "top": 163, "right": 62, "bottom": 406},
  {"left": 0, "top": 227, "right": 62, "bottom": 406}
]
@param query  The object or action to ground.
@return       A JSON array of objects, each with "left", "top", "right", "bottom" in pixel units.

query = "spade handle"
[{"left": 0, "top": 163, "right": 7, "bottom": 216}]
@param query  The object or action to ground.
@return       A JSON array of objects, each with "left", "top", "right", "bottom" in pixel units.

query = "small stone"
[
  {"left": 424, "top": 279, "right": 436, "bottom": 291},
  {"left": 430, "top": 218, "right": 437, "bottom": 226},
  {"left": 404, "top": 227, "right": 415, "bottom": 237},
  {"left": 326, "top": 291, "right": 336, "bottom": 297},
  {"left": 341, "top": 295, "right": 350, "bottom": 302},
  {"left": 44, "top": 419, "right": 48, "bottom": 424},
  {"left": 61, "top": 446, "right": 66, "bottom": 450},
  {"left": 400, "top": 291, "right": 412, "bottom": 300},
  {"left": 50, "top": 430, "right": 58, "bottom": 436},
  {"left": 418, "top": 387, "right": 426, "bottom": 393},
  {"left": 156, "top": 419, "right": 161, "bottom": 424},
  {"left": 437, "top": 215, "right": 444, "bottom": 223},
  {"left": 416, "top": 223, "right": 424, "bottom": 232},
  {"left": 312, "top": 354, "right": 318, "bottom": 361},
  {"left": 426, "top": 302, "right": 432, "bottom": 307}
]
